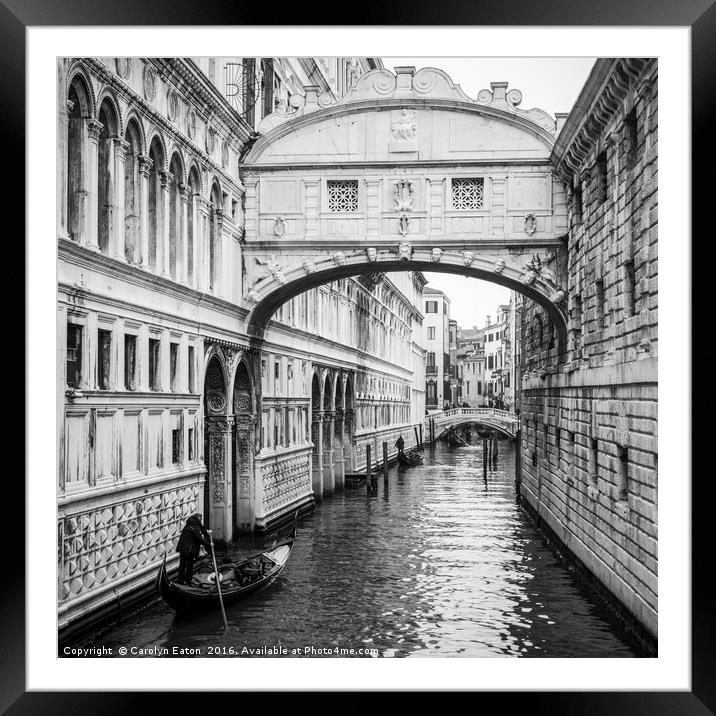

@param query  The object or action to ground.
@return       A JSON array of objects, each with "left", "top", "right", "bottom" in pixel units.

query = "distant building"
[{"left": 423, "top": 287, "right": 451, "bottom": 409}]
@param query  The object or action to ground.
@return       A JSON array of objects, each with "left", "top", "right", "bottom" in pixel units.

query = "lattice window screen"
[
  {"left": 451, "top": 178, "right": 484, "bottom": 210},
  {"left": 327, "top": 180, "right": 359, "bottom": 212}
]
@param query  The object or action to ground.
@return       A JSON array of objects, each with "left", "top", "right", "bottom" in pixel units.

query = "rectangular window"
[
  {"left": 624, "top": 260, "right": 636, "bottom": 316},
  {"left": 327, "top": 180, "right": 359, "bottom": 212},
  {"left": 624, "top": 108, "right": 639, "bottom": 170},
  {"left": 451, "top": 178, "right": 484, "bottom": 210},
  {"left": 274, "top": 361, "right": 281, "bottom": 385},
  {"left": 425, "top": 301, "right": 438, "bottom": 313},
  {"left": 589, "top": 438, "right": 599, "bottom": 487},
  {"left": 188, "top": 346, "right": 195, "bottom": 393},
  {"left": 97, "top": 329, "right": 111, "bottom": 390},
  {"left": 617, "top": 445, "right": 629, "bottom": 501},
  {"left": 261, "top": 58, "right": 275, "bottom": 119},
  {"left": 172, "top": 428, "right": 182, "bottom": 464},
  {"left": 595, "top": 279, "right": 606, "bottom": 330},
  {"left": 465, "top": 381, "right": 469, "bottom": 395},
  {"left": 595, "top": 151, "right": 608, "bottom": 204},
  {"left": 124, "top": 334, "right": 137, "bottom": 390},
  {"left": 427, "top": 327, "right": 436, "bottom": 340},
  {"left": 478, "top": 381, "right": 482, "bottom": 395},
  {"left": 66, "top": 323, "right": 83, "bottom": 388},
  {"left": 148, "top": 338, "right": 161, "bottom": 391},
  {"left": 170, "top": 342, "right": 179, "bottom": 392},
  {"left": 188, "top": 427, "right": 195, "bottom": 461}
]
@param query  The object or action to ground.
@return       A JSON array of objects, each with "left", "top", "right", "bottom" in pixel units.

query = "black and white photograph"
[{"left": 54, "top": 52, "right": 660, "bottom": 661}]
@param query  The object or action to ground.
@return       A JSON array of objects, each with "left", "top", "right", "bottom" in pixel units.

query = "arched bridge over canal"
[{"left": 427, "top": 407, "right": 520, "bottom": 440}]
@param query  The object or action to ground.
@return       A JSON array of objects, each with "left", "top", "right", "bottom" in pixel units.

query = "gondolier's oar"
[{"left": 207, "top": 529, "right": 228, "bottom": 631}]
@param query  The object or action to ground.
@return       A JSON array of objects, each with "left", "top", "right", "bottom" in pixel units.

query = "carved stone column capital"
[
  {"left": 114, "top": 138, "right": 130, "bottom": 160},
  {"left": 86, "top": 118, "right": 103, "bottom": 142},
  {"left": 158, "top": 170, "right": 172, "bottom": 190},
  {"left": 138, "top": 154, "right": 153, "bottom": 176}
]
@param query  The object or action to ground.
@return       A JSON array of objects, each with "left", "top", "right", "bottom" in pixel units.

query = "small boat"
[
  {"left": 397, "top": 449, "right": 423, "bottom": 467},
  {"left": 156, "top": 526, "right": 295, "bottom": 614},
  {"left": 446, "top": 432, "right": 464, "bottom": 447}
]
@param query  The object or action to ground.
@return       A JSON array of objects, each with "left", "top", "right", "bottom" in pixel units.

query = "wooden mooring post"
[
  {"left": 418, "top": 424, "right": 423, "bottom": 451},
  {"left": 413, "top": 426, "right": 420, "bottom": 451},
  {"left": 482, "top": 438, "right": 488, "bottom": 479},
  {"left": 366, "top": 444, "right": 372, "bottom": 495}
]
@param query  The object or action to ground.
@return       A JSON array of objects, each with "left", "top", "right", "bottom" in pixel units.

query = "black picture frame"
[{"left": 10, "top": 0, "right": 710, "bottom": 711}]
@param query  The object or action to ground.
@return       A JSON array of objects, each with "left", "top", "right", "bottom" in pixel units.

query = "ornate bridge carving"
[{"left": 239, "top": 65, "right": 570, "bottom": 349}]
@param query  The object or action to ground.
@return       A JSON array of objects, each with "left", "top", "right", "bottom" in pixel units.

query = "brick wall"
[{"left": 520, "top": 58, "right": 658, "bottom": 639}]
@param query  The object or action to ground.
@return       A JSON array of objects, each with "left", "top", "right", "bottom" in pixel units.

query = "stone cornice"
[
  {"left": 58, "top": 236, "right": 248, "bottom": 321},
  {"left": 550, "top": 58, "right": 654, "bottom": 181}
]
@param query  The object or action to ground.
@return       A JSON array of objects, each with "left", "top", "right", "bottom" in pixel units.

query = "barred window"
[
  {"left": 327, "top": 180, "right": 359, "bottom": 212},
  {"left": 452, "top": 178, "right": 484, "bottom": 210}
]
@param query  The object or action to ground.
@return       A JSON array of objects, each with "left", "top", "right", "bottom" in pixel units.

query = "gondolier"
[
  {"left": 176, "top": 513, "right": 213, "bottom": 585},
  {"left": 395, "top": 435, "right": 405, "bottom": 455}
]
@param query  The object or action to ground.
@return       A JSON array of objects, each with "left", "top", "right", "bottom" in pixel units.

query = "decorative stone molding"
[
  {"left": 397, "top": 242, "right": 412, "bottom": 261},
  {"left": 245, "top": 289, "right": 262, "bottom": 304},
  {"left": 86, "top": 119, "right": 103, "bottom": 142},
  {"left": 167, "top": 89, "right": 180, "bottom": 122},
  {"left": 115, "top": 58, "right": 131, "bottom": 80},
  {"left": 256, "top": 255, "right": 286, "bottom": 285},
  {"left": 186, "top": 108, "right": 197, "bottom": 140},
  {"left": 273, "top": 217, "right": 286, "bottom": 237},
  {"left": 393, "top": 177, "right": 415, "bottom": 211},
  {"left": 398, "top": 215, "right": 411, "bottom": 236},
  {"left": 476, "top": 81, "right": 556, "bottom": 135},
  {"left": 143, "top": 64, "right": 157, "bottom": 102},
  {"left": 221, "top": 139, "right": 229, "bottom": 168},
  {"left": 523, "top": 213, "right": 538, "bottom": 236},
  {"left": 205, "top": 124, "right": 216, "bottom": 155},
  {"left": 138, "top": 154, "right": 153, "bottom": 176}
]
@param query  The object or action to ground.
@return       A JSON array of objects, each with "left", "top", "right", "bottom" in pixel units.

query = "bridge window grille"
[
  {"left": 451, "top": 178, "right": 484, "bottom": 210},
  {"left": 327, "top": 180, "right": 359, "bottom": 212}
]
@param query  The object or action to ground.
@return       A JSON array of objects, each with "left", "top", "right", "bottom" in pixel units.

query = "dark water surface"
[{"left": 71, "top": 442, "right": 641, "bottom": 657}]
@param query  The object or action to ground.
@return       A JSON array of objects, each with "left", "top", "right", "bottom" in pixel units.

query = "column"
[
  {"left": 343, "top": 409, "right": 354, "bottom": 471},
  {"left": 205, "top": 415, "right": 234, "bottom": 542},
  {"left": 311, "top": 410, "right": 324, "bottom": 499},
  {"left": 322, "top": 410, "right": 335, "bottom": 496},
  {"left": 197, "top": 198, "right": 211, "bottom": 293},
  {"left": 113, "top": 138, "right": 129, "bottom": 260},
  {"left": 137, "top": 155, "right": 152, "bottom": 268},
  {"left": 59, "top": 100, "right": 72, "bottom": 238},
  {"left": 234, "top": 414, "right": 256, "bottom": 532},
  {"left": 191, "top": 192, "right": 200, "bottom": 290},
  {"left": 213, "top": 208, "right": 224, "bottom": 296},
  {"left": 85, "top": 118, "right": 103, "bottom": 250},
  {"left": 159, "top": 171, "right": 171, "bottom": 277},
  {"left": 333, "top": 409, "right": 345, "bottom": 489},
  {"left": 179, "top": 183, "right": 189, "bottom": 285}
]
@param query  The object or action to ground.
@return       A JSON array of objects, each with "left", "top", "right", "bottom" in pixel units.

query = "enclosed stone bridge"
[
  {"left": 427, "top": 407, "right": 520, "bottom": 440},
  {"left": 238, "top": 65, "right": 570, "bottom": 350}
]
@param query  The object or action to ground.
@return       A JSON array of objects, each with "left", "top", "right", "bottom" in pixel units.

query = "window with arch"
[
  {"left": 97, "top": 98, "right": 120, "bottom": 254},
  {"left": 123, "top": 118, "right": 142, "bottom": 263},
  {"left": 168, "top": 153, "right": 184, "bottom": 281},
  {"left": 186, "top": 167, "right": 201, "bottom": 285},
  {"left": 209, "top": 182, "right": 222, "bottom": 291},
  {"left": 67, "top": 75, "right": 93, "bottom": 242},
  {"left": 148, "top": 138, "right": 165, "bottom": 272}
]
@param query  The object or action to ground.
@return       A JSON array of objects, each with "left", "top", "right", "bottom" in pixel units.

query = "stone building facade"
[
  {"left": 56, "top": 57, "right": 424, "bottom": 633},
  {"left": 519, "top": 58, "right": 658, "bottom": 642},
  {"left": 423, "top": 288, "right": 451, "bottom": 409}
]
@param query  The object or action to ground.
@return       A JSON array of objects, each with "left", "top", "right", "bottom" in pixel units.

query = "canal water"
[{"left": 71, "top": 441, "right": 641, "bottom": 657}]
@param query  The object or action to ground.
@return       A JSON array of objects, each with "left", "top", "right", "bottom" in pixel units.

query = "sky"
[{"left": 383, "top": 56, "right": 596, "bottom": 329}]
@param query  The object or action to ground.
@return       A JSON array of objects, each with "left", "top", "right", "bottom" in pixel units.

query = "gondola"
[
  {"left": 397, "top": 449, "right": 423, "bottom": 467},
  {"left": 446, "top": 433, "right": 463, "bottom": 447},
  {"left": 156, "top": 526, "right": 296, "bottom": 614}
]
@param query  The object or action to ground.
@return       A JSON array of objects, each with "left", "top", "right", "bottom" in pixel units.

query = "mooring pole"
[
  {"left": 493, "top": 433, "right": 499, "bottom": 458},
  {"left": 382, "top": 441, "right": 389, "bottom": 479},
  {"left": 366, "top": 444, "right": 372, "bottom": 495},
  {"left": 483, "top": 438, "right": 488, "bottom": 479},
  {"left": 419, "top": 424, "right": 423, "bottom": 451},
  {"left": 413, "top": 426, "right": 420, "bottom": 451}
]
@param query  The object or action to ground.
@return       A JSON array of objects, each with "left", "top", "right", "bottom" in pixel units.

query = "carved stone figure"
[
  {"left": 462, "top": 251, "right": 475, "bottom": 267},
  {"left": 256, "top": 255, "right": 287, "bottom": 285},
  {"left": 246, "top": 290, "right": 261, "bottom": 304},
  {"left": 549, "top": 290, "right": 566, "bottom": 303},
  {"left": 391, "top": 109, "right": 417, "bottom": 142},
  {"left": 398, "top": 215, "right": 410, "bottom": 236},
  {"left": 366, "top": 247, "right": 378, "bottom": 262},
  {"left": 398, "top": 242, "right": 412, "bottom": 261},
  {"left": 143, "top": 65, "right": 157, "bottom": 102},
  {"left": 431, "top": 247, "right": 443, "bottom": 263},
  {"left": 493, "top": 258, "right": 506, "bottom": 274},
  {"left": 524, "top": 213, "right": 538, "bottom": 235},
  {"left": 303, "top": 259, "right": 316, "bottom": 274},
  {"left": 274, "top": 217, "right": 286, "bottom": 237},
  {"left": 333, "top": 251, "right": 346, "bottom": 266}
]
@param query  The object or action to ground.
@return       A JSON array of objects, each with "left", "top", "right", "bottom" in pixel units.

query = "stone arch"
[
  {"left": 123, "top": 117, "right": 144, "bottom": 263},
  {"left": 208, "top": 178, "right": 222, "bottom": 291},
  {"left": 123, "top": 110, "right": 147, "bottom": 154},
  {"left": 168, "top": 151, "right": 185, "bottom": 281},
  {"left": 147, "top": 135, "right": 165, "bottom": 272},
  {"left": 97, "top": 95, "right": 121, "bottom": 254},
  {"left": 435, "top": 419, "right": 516, "bottom": 440},
  {"left": 202, "top": 352, "right": 229, "bottom": 533},
  {"left": 185, "top": 164, "right": 202, "bottom": 286},
  {"left": 95, "top": 89, "right": 123, "bottom": 137},
  {"left": 321, "top": 372, "right": 335, "bottom": 495},
  {"left": 66, "top": 71, "right": 94, "bottom": 242},
  {"left": 232, "top": 359, "right": 255, "bottom": 535},
  {"left": 245, "top": 256, "right": 568, "bottom": 356}
]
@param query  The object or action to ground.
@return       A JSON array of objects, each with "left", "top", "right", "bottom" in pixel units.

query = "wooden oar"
[{"left": 207, "top": 530, "right": 228, "bottom": 631}]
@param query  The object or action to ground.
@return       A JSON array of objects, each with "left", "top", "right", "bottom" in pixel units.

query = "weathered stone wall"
[{"left": 520, "top": 58, "right": 658, "bottom": 640}]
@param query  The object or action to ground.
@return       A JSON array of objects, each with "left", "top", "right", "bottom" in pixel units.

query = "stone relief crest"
[
  {"left": 256, "top": 255, "right": 287, "bottom": 285},
  {"left": 523, "top": 213, "right": 538, "bottom": 235},
  {"left": 186, "top": 108, "right": 197, "bottom": 140},
  {"left": 366, "top": 247, "right": 378, "bottom": 262},
  {"left": 273, "top": 217, "right": 286, "bottom": 237},
  {"left": 167, "top": 89, "right": 180, "bottom": 122},
  {"left": 208, "top": 393, "right": 226, "bottom": 413},
  {"left": 398, "top": 242, "right": 412, "bottom": 261},
  {"left": 143, "top": 65, "right": 157, "bottom": 102},
  {"left": 115, "top": 58, "right": 131, "bottom": 79},
  {"left": 391, "top": 109, "right": 417, "bottom": 142},
  {"left": 205, "top": 125, "right": 216, "bottom": 155},
  {"left": 462, "top": 251, "right": 475, "bottom": 267},
  {"left": 393, "top": 178, "right": 414, "bottom": 212},
  {"left": 431, "top": 247, "right": 443, "bottom": 263}
]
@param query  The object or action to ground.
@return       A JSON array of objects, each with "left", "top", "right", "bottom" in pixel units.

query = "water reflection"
[{"left": 72, "top": 441, "right": 640, "bottom": 658}]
